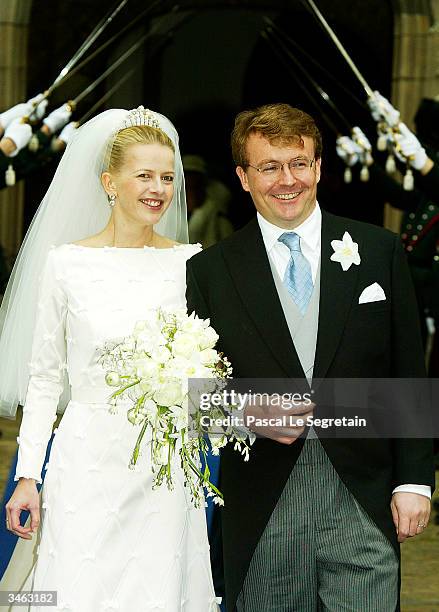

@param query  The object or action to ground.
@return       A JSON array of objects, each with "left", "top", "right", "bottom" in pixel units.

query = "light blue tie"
[{"left": 278, "top": 232, "right": 313, "bottom": 315}]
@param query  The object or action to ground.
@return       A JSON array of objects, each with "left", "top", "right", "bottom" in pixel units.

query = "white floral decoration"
[
  {"left": 99, "top": 308, "right": 253, "bottom": 508},
  {"left": 330, "top": 231, "right": 361, "bottom": 271}
]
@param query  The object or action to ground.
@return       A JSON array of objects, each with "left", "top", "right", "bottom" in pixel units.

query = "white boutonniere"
[{"left": 330, "top": 231, "right": 361, "bottom": 271}]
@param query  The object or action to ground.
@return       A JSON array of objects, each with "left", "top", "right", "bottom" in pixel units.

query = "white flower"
[
  {"left": 105, "top": 372, "right": 120, "bottom": 387},
  {"left": 165, "top": 356, "right": 211, "bottom": 380},
  {"left": 179, "top": 311, "right": 209, "bottom": 334},
  {"left": 135, "top": 357, "right": 160, "bottom": 380},
  {"left": 140, "top": 331, "right": 167, "bottom": 353},
  {"left": 141, "top": 398, "right": 158, "bottom": 421},
  {"left": 172, "top": 332, "right": 199, "bottom": 359},
  {"left": 198, "top": 326, "right": 219, "bottom": 350},
  {"left": 151, "top": 345, "right": 172, "bottom": 364},
  {"left": 120, "top": 339, "right": 135, "bottom": 352},
  {"left": 173, "top": 307, "right": 189, "bottom": 324},
  {"left": 139, "top": 378, "right": 154, "bottom": 394},
  {"left": 156, "top": 443, "right": 170, "bottom": 465},
  {"left": 153, "top": 379, "right": 184, "bottom": 407},
  {"left": 330, "top": 231, "right": 361, "bottom": 271},
  {"left": 127, "top": 407, "right": 145, "bottom": 426},
  {"left": 166, "top": 357, "right": 196, "bottom": 378},
  {"left": 209, "top": 436, "right": 227, "bottom": 455},
  {"left": 199, "top": 348, "right": 219, "bottom": 366},
  {"left": 169, "top": 404, "right": 188, "bottom": 431}
]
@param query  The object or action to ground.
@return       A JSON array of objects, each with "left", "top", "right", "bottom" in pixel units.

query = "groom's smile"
[{"left": 272, "top": 191, "right": 303, "bottom": 200}]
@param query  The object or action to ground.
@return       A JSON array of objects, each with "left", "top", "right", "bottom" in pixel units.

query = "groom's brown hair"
[{"left": 231, "top": 103, "right": 322, "bottom": 168}]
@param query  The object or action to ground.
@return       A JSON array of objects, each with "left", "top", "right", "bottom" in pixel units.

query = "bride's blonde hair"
[{"left": 107, "top": 126, "right": 175, "bottom": 173}]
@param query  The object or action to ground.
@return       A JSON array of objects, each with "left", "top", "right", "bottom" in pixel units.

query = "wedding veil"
[{"left": 0, "top": 108, "right": 188, "bottom": 418}]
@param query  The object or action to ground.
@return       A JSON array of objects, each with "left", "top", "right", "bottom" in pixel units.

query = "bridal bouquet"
[{"left": 99, "top": 308, "right": 252, "bottom": 507}]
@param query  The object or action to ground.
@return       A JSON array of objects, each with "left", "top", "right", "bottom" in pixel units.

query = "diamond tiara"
[{"left": 121, "top": 106, "right": 161, "bottom": 130}]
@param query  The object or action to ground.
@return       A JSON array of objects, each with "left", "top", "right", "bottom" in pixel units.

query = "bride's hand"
[{"left": 5, "top": 478, "right": 40, "bottom": 539}]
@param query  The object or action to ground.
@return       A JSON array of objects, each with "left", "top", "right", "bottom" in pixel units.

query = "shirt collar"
[{"left": 257, "top": 202, "right": 322, "bottom": 254}]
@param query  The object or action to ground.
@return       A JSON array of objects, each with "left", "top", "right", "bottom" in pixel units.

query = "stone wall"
[
  {"left": 385, "top": 0, "right": 437, "bottom": 230},
  {"left": 0, "top": 0, "right": 32, "bottom": 264}
]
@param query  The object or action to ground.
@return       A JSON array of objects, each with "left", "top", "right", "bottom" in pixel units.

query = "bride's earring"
[{"left": 108, "top": 193, "right": 117, "bottom": 207}]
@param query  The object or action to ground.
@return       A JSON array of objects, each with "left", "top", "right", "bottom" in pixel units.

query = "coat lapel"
[
  {"left": 222, "top": 218, "right": 306, "bottom": 380},
  {"left": 314, "top": 212, "right": 362, "bottom": 380}
]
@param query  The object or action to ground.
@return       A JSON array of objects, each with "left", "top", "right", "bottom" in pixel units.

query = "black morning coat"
[{"left": 186, "top": 211, "right": 435, "bottom": 611}]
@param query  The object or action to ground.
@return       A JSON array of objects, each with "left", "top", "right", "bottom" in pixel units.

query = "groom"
[{"left": 186, "top": 103, "right": 434, "bottom": 611}]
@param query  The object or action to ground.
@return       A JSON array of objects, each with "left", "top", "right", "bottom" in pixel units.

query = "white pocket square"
[{"left": 358, "top": 282, "right": 386, "bottom": 304}]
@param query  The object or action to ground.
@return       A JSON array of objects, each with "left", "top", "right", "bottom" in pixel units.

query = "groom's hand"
[
  {"left": 390, "top": 492, "right": 431, "bottom": 542},
  {"left": 244, "top": 396, "right": 315, "bottom": 445}
]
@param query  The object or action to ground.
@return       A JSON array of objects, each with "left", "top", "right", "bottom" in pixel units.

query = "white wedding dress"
[{"left": 8, "top": 243, "right": 219, "bottom": 612}]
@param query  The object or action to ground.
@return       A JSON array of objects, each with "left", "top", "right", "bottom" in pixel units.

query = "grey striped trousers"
[{"left": 236, "top": 439, "right": 398, "bottom": 612}]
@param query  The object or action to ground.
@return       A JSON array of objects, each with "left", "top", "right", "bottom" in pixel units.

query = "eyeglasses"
[{"left": 247, "top": 157, "right": 315, "bottom": 179}]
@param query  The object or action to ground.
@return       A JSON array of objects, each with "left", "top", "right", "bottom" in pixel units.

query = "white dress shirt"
[
  {"left": 257, "top": 205, "right": 321, "bottom": 283},
  {"left": 257, "top": 204, "right": 431, "bottom": 500}
]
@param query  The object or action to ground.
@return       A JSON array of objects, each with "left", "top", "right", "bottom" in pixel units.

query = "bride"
[{"left": 0, "top": 107, "right": 220, "bottom": 611}]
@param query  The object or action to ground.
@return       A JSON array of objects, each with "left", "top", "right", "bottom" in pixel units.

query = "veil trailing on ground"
[{"left": 0, "top": 107, "right": 188, "bottom": 418}]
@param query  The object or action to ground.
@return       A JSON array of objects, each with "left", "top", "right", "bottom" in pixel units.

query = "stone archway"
[
  {"left": 0, "top": 0, "right": 33, "bottom": 263},
  {"left": 1, "top": 0, "right": 437, "bottom": 254}
]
